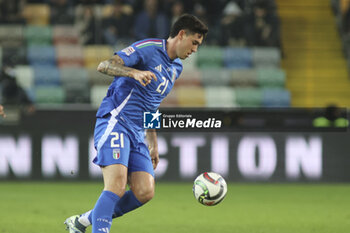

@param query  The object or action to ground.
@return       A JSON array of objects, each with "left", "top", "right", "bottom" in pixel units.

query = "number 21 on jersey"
[
  {"left": 110, "top": 132, "right": 124, "bottom": 148},
  {"left": 156, "top": 76, "right": 169, "bottom": 95}
]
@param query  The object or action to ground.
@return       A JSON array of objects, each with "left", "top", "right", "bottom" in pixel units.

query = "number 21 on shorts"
[{"left": 110, "top": 132, "right": 124, "bottom": 148}]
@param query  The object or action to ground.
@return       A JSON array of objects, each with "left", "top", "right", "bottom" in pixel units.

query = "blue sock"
[
  {"left": 81, "top": 190, "right": 142, "bottom": 227},
  {"left": 113, "top": 190, "right": 143, "bottom": 218},
  {"left": 91, "top": 190, "right": 120, "bottom": 233}
]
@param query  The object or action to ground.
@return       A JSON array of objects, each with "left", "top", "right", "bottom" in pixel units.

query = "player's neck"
[{"left": 166, "top": 37, "right": 177, "bottom": 60}]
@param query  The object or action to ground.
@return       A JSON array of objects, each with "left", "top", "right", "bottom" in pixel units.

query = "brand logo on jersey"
[
  {"left": 121, "top": 46, "right": 135, "bottom": 56},
  {"left": 113, "top": 149, "right": 120, "bottom": 159},
  {"left": 155, "top": 64, "right": 162, "bottom": 72},
  {"left": 144, "top": 110, "right": 162, "bottom": 129}
]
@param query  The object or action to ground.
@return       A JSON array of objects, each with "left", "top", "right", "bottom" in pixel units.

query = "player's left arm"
[{"left": 146, "top": 129, "right": 159, "bottom": 169}]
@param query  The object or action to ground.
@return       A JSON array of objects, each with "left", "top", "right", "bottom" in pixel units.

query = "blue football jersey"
[{"left": 96, "top": 38, "right": 183, "bottom": 135}]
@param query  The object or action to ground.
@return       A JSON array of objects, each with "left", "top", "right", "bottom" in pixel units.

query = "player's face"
[{"left": 177, "top": 32, "right": 203, "bottom": 60}]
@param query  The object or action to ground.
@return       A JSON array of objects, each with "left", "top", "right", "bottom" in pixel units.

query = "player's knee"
[
  {"left": 105, "top": 186, "right": 126, "bottom": 197},
  {"left": 134, "top": 186, "right": 154, "bottom": 204},
  {"left": 102, "top": 164, "right": 128, "bottom": 197},
  {"left": 141, "top": 189, "right": 154, "bottom": 203},
  {"left": 104, "top": 179, "right": 127, "bottom": 197}
]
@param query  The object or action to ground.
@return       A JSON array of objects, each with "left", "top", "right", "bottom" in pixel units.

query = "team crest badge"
[
  {"left": 113, "top": 149, "right": 120, "bottom": 160},
  {"left": 121, "top": 46, "right": 135, "bottom": 56}
]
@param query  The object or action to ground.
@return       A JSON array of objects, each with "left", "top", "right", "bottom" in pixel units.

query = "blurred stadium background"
[{"left": 0, "top": 0, "right": 350, "bottom": 232}]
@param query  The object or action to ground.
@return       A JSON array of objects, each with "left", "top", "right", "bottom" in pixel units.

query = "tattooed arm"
[{"left": 97, "top": 55, "right": 157, "bottom": 86}]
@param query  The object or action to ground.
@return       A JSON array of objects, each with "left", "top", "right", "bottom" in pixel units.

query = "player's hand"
[
  {"left": 131, "top": 70, "right": 157, "bottom": 87},
  {"left": 149, "top": 146, "right": 159, "bottom": 170},
  {"left": 0, "top": 105, "right": 6, "bottom": 118}
]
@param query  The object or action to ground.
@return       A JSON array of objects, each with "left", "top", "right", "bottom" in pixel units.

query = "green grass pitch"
[{"left": 0, "top": 182, "right": 349, "bottom": 233}]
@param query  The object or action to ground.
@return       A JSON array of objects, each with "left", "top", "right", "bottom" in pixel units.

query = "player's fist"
[
  {"left": 149, "top": 146, "right": 159, "bottom": 170},
  {"left": 131, "top": 70, "right": 157, "bottom": 87},
  {"left": 97, "top": 60, "right": 109, "bottom": 73}
]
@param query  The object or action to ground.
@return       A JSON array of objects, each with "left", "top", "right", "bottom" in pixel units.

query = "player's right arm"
[
  {"left": 97, "top": 55, "right": 157, "bottom": 87},
  {"left": 0, "top": 105, "right": 6, "bottom": 118}
]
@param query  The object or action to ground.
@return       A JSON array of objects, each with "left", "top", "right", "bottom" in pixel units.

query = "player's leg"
[
  {"left": 129, "top": 171, "right": 155, "bottom": 202},
  {"left": 75, "top": 142, "right": 155, "bottom": 229},
  {"left": 113, "top": 142, "right": 156, "bottom": 214},
  {"left": 73, "top": 175, "right": 147, "bottom": 230},
  {"left": 90, "top": 116, "right": 132, "bottom": 233},
  {"left": 101, "top": 164, "right": 128, "bottom": 196},
  {"left": 64, "top": 165, "right": 128, "bottom": 233},
  {"left": 74, "top": 183, "right": 143, "bottom": 231},
  {"left": 110, "top": 171, "right": 155, "bottom": 218},
  {"left": 92, "top": 115, "right": 131, "bottom": 233},
  {"left": 90, "top": 164, "right": 127, "bottom": 233},
  {"left": 72, "top": 172, "right": 153, "bottom": 229},
  {"left": 65, "top": 115, "right": 130, "bottom": 233}
]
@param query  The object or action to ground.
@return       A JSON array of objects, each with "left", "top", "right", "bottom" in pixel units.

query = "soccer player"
[
  {"left": 0, "top": 105, "right": 5, "bottom": 118},
  {"left": 64, "top": 14, "right": 208, "bottom": 233}
]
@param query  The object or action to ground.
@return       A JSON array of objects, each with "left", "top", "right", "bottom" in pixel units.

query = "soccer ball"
[{"left": 192, "top": 172, "right": 227, "bottom": 206}]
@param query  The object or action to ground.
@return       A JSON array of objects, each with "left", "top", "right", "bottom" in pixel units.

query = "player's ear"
[{"left": 178, "top": 29, "right": 186, "bottom": 40}]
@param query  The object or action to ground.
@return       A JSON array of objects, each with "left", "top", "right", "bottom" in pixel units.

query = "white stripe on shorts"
[{"left": 96, "top": 89, "right": 133, "bottom": 152}]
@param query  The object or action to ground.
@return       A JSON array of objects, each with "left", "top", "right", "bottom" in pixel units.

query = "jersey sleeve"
[{"left": 115, "top": 42, "right": 155, "bottom": 68}]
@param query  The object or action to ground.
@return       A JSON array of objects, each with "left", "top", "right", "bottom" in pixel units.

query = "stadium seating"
[
  {"left": 22, "top": 4, "right": 50, "bottom": 25},
  {"left": 25, "top": 26, "right": 52, "bottom": 46},
  {"left": 84, "top": 45, "right": 113, "bottom": 69},
  {"left": 27, "top": 45, "right": 56, "bottom": 66},
  {"left": 231, "top": 70, "right": 258, "bottom": 87},
  {"left": 60, "top": 67, "right": 88, "bottom": 86},
  {"left": 0, "top": 25, "right": 24, "bottom": 47},
  {"left": 176, "top": 86, "right": 206, "bottom": 107},
  {"left": 252, "top": 47, "right": 281, "bottom": 68},
  {"left": 60, "top": 67, "right": 89, "bottom": 103},
  {"left": 262, "top": 88, "right": 291, "bottom": 107},
  {"left": 56, "top": 45, "right": 84, "bottom": 68},
  {"left": 87, "top": 68, "right": 112, "bottom": 86},
  {"left": 34, "top": 86, "right": 65, "bottom": 104},
  {"left": 197, "top": 46, "right": 223, "bottom": 68},
  {"left": 235, "top": 87, "right": 263, "bottom": 107},
  {"left": 200, "top": 68, "right": 231, "bottom": 86},
  {"left": 175, "top": 70, "right": 201, "bottom": 87},
  {"left": 90, "top": 85, "right": 109, "bottom": 108},
  {"left": 181, "top": 52, "right": 198, "bottom": 71},
  {"left": 33, "top": 65, "right": 60, "bottom": 86},
  {"left": 53, "top": 25, "right": 79, "bottom": 45},
  {"left": 0, "top": 3, "right": 290, "bottom": 108},
  {"left": 257, "top": 68, "right": 286, "bottom": 87},
  {"left": 223, "top": 48, "right": 253, "bottom": 69},
  {"left": 205, "top": 87, "right": 236, "bottom": 107}
]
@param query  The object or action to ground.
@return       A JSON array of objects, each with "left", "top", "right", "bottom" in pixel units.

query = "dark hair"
[{"left": 169, "top": 14, "right": 208, "bottom": 38}]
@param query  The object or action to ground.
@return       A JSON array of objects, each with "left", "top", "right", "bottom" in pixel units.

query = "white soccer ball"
[{"left": 192, "top": 172, "right": 227, "bottom": 206}]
